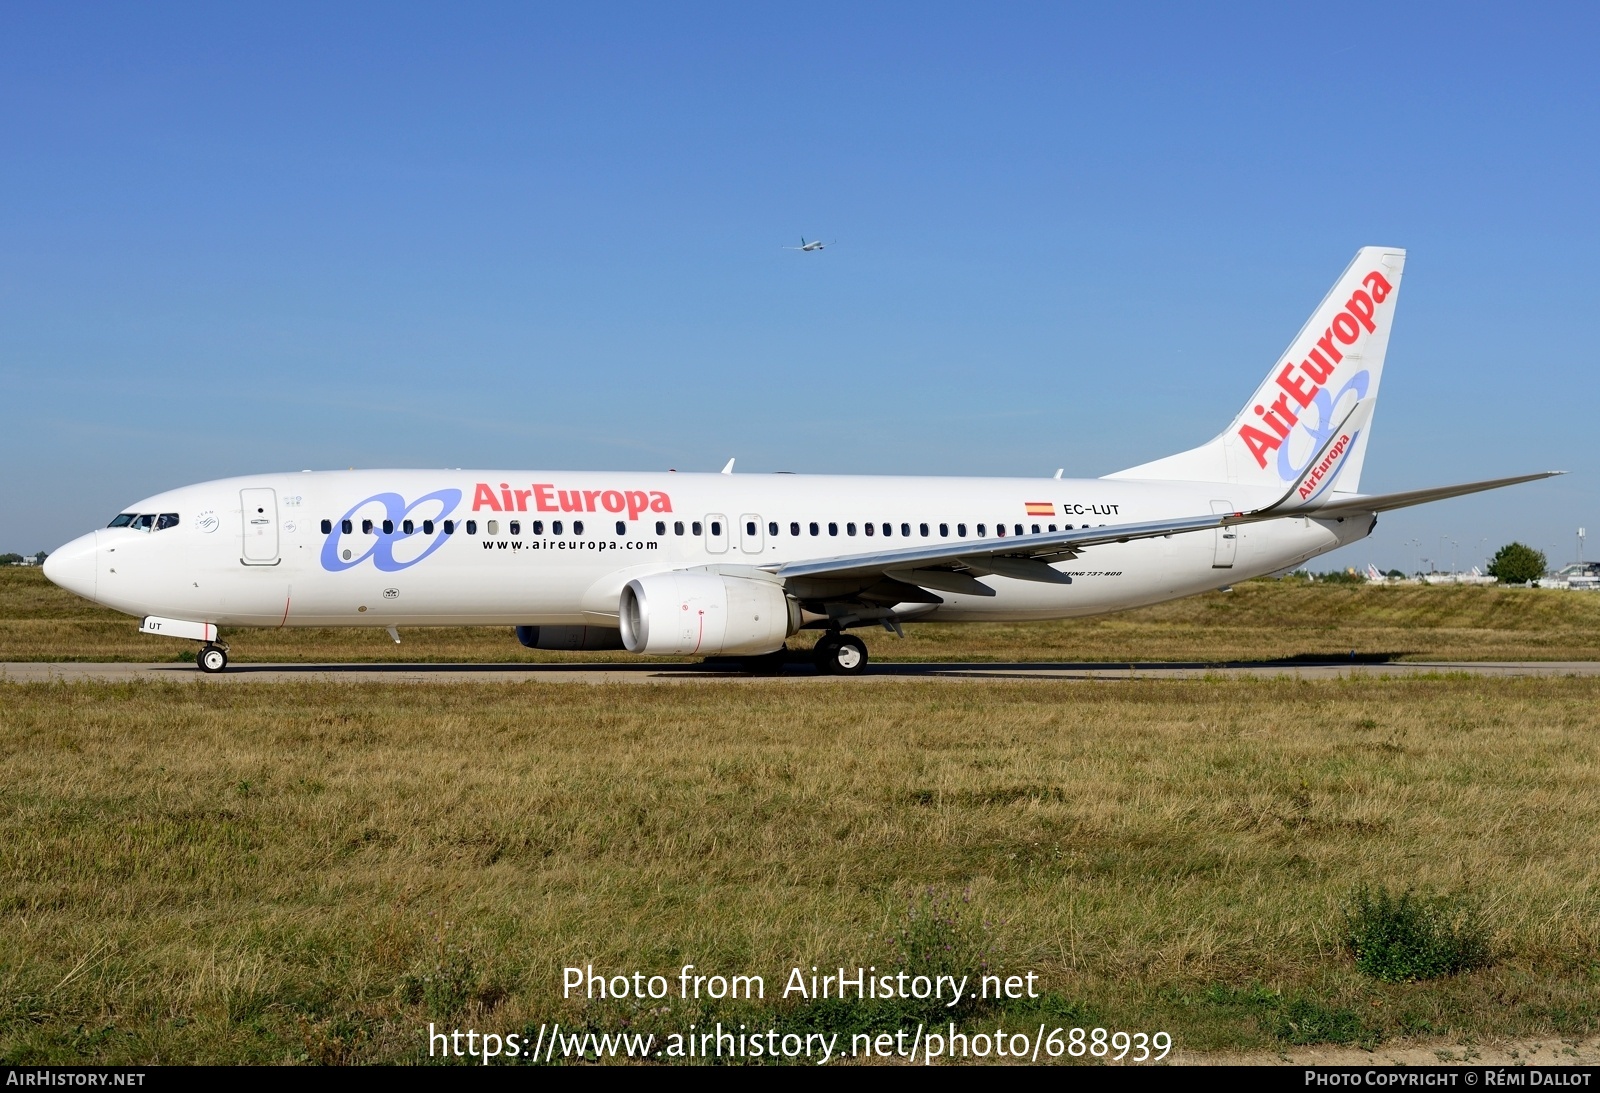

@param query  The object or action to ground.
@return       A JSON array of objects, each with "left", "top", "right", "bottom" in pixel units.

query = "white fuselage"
[{"left": 44, "top": 469, "right": 1370, "bottom": 632}]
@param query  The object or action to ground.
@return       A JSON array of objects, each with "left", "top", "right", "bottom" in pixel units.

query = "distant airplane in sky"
[
  {"left": 784, "top": 237, "right": 831, "bottom": 252},
  {"left": 43, "top": 247, "right": 1557, "bottom": 675}
]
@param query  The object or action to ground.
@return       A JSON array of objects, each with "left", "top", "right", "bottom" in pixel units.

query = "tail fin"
[{"left": 1107, "top": 246, "right": 1406, "bottom": 492}]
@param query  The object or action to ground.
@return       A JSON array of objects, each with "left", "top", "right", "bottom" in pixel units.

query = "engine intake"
[{"left": 619, "top": 571, "right": 798, "bottom": 655}]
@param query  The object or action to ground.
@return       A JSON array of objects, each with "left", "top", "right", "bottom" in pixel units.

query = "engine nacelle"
[
  {"left": 515, "top": 625, "right": 625, "bottom": 651},
  {"left": 619, "top": 571, "right": 798, "bottom": 656}
]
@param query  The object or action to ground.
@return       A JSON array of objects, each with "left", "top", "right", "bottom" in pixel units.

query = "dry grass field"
[
  {"left": 3, "top": 675, "right": 1598, "bottom": 1064},
  {"left": 6, "top": 566, "right": 1600, "bottom": 665}
]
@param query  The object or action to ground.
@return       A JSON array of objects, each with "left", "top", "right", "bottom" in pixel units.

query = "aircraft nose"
[{"left": 43, "top": 531, "right": 99, "bottom": 601}]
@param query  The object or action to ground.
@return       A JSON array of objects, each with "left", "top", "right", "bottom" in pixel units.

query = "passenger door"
[
  {"left": 1210, "top": 500, "right": 1236, "bottom": 569},
  {"left": 240, "top": 488, "right": 280, "bottom": 565}
]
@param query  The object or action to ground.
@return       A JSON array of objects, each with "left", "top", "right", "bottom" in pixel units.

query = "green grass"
[{"left": 2, "top": 676, "right": 1598, "bottom": 1063}]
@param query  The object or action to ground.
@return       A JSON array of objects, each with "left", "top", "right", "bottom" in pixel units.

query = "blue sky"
[{"left": 2, "top": 3, "right": 1596, "bottom": 572}]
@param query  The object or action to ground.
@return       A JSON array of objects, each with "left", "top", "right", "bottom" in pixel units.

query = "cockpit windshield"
[{"left": 108, "top": 513, "right": 180, "bottom": 532}]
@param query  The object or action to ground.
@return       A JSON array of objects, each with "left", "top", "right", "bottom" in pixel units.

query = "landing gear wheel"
[
  {"left": 197, "top": 644, "right": 228, "bottom": 674},
  {"left": 815, "top": 634, "right": 868, "bottom": 676}
]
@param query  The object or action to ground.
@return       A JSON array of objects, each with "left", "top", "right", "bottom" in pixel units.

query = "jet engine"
[
  {"left": 515, "top": 625, "right": 626, "bottom": 651},
  {"left": 619, "top": 571, "right": 799, "bottom": 656}
]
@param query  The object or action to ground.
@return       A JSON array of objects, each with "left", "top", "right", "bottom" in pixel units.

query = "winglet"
[{"left": 721, "top": 458, "right": 735, "bottom": 475}]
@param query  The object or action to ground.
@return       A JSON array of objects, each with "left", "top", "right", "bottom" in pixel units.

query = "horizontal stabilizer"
[{"left": 1303, "top": 472, "right": 1563, "bottom": 518}]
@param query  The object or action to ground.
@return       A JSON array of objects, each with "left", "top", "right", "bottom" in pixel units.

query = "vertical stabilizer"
[{"left": 1107, "top": 247, "right": 1405, "bottom": 492}]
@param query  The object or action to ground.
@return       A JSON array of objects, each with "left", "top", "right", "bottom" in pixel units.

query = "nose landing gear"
[
  {"left": 813, "top": 633, "right": 868, "bottom": 675},
  {"left": 197, "top": 644, "right": 229, "bottom": 674}
]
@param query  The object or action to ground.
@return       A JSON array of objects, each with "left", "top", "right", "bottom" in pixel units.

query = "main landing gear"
[
  {"left": 813, "top": 633, "right": 868, "bottom": 676},
  {"left": 197, "top": 644, "right": 229, "bottom": 674}
]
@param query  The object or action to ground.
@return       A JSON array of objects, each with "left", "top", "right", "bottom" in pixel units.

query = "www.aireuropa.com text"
[{"left": 428, "top": 1022, "right": 1173, "bottom": 1064}]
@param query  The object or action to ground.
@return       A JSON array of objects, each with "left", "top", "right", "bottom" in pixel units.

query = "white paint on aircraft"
[{"left": 43, "top": 248, "right": 1558, "bottom": 673}]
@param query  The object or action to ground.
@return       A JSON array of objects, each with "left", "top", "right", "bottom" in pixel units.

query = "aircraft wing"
[{"left": 767, "top": 511, "right": 1231, "bottom": 587}]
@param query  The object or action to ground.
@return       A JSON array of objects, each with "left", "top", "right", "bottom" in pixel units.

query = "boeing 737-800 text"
[{"left": 43, "top": 248, "right": 1557, "bottom": 674}]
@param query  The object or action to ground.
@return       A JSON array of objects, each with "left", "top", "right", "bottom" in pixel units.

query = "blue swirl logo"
[
  {"left": 319, "top": 489, "right": 462, "bottom": 572},
  {"left": 1277, "top": 369, "right": 1369, "bottom": 483}
]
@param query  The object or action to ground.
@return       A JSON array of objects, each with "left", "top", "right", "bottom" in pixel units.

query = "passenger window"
[
  {"left": 616, "top": 521, "right": 626, "bottom": 535},
  {"left": 900, "top": 523, "right": 909, "bottom": 537},
  {"left": 919, "top": 523, "right": 929, "bottom": 537},
  {"left": 710, "top": 521, "right": 721, "bottom": 536},
  {"left": 746, "top": 521, "right": 757, "bottom": 536},
  {"left": 996, "top": 524, "right": 1004, "bottom": 537},
  {"left": 320, "top": 519, "right": 332, "bottom": 534},
  {"left": 790, "top": 522, "right": 800, "bottom": 536},
  {"left": 552, "top": 521, "right": 563, "bottom": 535},
  {"left": 810, "top": 522, "right": 819, "bottom": 536},
  {"left": 864, "top": 522, "right": 875, "bottom": 536},
  {"left": 443, "top": 520, "right": 454, "bottom": 534},
  {"left": 363, "top": 519, "right": 374, "bottom": 534},
  {"left": 424, "top": 520, "right": 435, "bottom": 534},
  {"left": 487, "top": 520, "right": 499, "bottom": 535},
  {"left": 532, "top": 521, "right": 543, "bottom": 534},
  {"left": 692, "top": 521, "right": 702, "bottom": 535},
  {"left": 957, "top": 523, "right": 967, "bottom": 537},
  {"left": 828, "top": 522, "right": 838, "bottom": 536},
  {"left": 1048, "top": 524, "right": 1056, "bottom": 532},
  {"left": 768, "top": 521, "right": 778, "bottom": 536},
  {"left": 656, "top": 521, "right": 666, "bottom": 535},
  {"left": 1015, "top": 524, "right": 1024, "bottom": 536},
  {"left": 108, "top": 513, "right": 136, "bottom": 528},
  {"left": 382, "top": 519, "right": 395, "bottom": 535},
  {"left": 675, "top": 521, "right": 685, "bottom": 535},
  {"left": 573, "top": 521, "right": 583, "bottom": 535},
  {"left": 846, "top": 523, "right": 856, "bottom": 536},
  {"left": 342, "top": 519, "right": 353, "bottom": 534},
  {"left": 466, "top": 520, "right": 477, "bottom": 534},
  {"left": 509, "top": 521, "right": 521, "bottom": 535},
  {"left": 402, "top": 519, "right": 414, "bottom": 534}
]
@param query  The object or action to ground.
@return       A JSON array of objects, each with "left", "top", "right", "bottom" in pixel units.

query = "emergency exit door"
[{"left": 740, "top": 513, "right": 764, "bottom": 554}]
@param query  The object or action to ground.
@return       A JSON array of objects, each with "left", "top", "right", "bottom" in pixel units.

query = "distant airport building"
[{"left": 1538, "top": 562, "right": 1600, "bottom": 590}]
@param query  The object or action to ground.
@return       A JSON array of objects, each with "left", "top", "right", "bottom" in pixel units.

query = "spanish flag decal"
[{"left": 1025, "top": 501, "right": 1055, "bottom": 516}]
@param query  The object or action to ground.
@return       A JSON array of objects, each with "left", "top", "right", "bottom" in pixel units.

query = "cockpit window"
[
  {"left": 107, "top": 513, "right": 136, "bottom": 528},
  {"left": 132, "top": 514, "right": 156, "bottom": 532},
  {"left": 156, "top": 513, "right": 179, "bottom": 531}
]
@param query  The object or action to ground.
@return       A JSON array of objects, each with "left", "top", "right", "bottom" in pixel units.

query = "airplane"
[
  {"left": 784, "top": 238, "right": 831, "bottom": 252},
  {"left": 43, "top": 247, "right": 1559, "bottom": 675}
]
